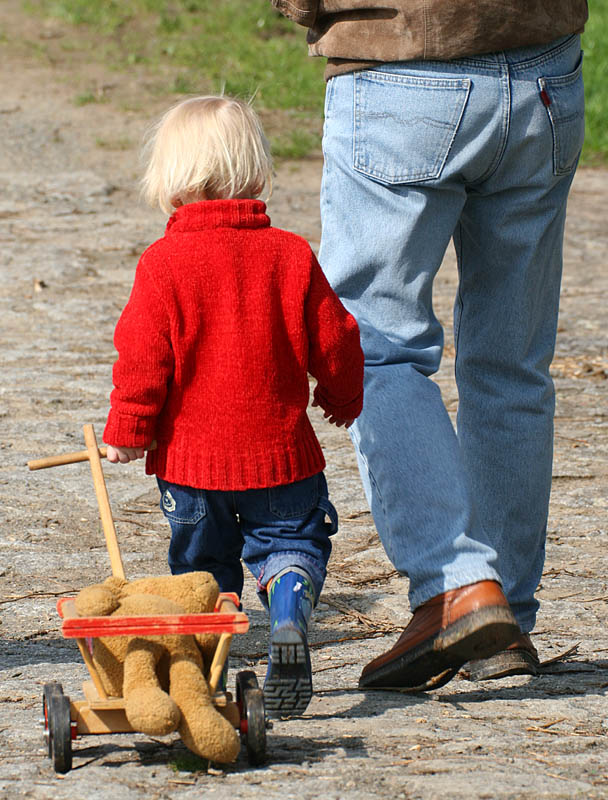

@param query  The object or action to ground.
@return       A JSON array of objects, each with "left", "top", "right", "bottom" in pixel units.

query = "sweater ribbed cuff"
[
  {"left": 313, "top": 386, "right": 363, "bottom": 421},
  {"left": 103, "top": 411, "right": 156, "bottom": 448}
]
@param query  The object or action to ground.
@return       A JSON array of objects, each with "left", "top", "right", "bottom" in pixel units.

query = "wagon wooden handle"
[
  {"left": 208, "top": 596, "right": 241, "bottom": 694},
  {"left": 28, "top": 446, "right": 108, "bottom": 470},
  {"left": 83, "top": 424, "right": 126, "bottom": 580},
  {"left": 27, "top": 429, "right": 160, "bottom": 581},
  {"left": 27, "top": 441, "right": 156, "bottom": 470}
]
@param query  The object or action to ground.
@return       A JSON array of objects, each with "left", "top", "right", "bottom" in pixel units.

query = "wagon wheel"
[
  {"left": 42, "top": 682, "right": 63, "bottom": 759},
  {"left": 235, "top": 669, "right": 258, "bottom": 704},
  {"left": 243, "top": 688, "right": 266, "bottom": 766},
  {"left": 236, "top": 670, "right": 267, "bottom": 766},
  {"left": 47, "top": 692, "right": 72, "bottom": 773}
]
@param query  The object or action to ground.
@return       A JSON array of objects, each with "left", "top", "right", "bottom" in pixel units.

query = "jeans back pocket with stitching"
[
  {"left": 158, "top": 480, "right": 206, "bottom": 525},
  {"left": 269, "top": 475, "right": 320, "bottom": 520},
  {"left": 353, "top": 70, "right": 471, "bottom": 185},
  {"left": 539, "top": 55, "right": 585, "bottom": 176}
]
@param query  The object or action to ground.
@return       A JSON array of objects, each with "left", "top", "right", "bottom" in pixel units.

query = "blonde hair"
[{"left": 142, "top": 95, "right": 273, "bottom": 214}]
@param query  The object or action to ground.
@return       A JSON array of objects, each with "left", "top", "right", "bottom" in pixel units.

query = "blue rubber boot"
[{"left": 264, "top": 567, "right": 315, "bottom": 718}]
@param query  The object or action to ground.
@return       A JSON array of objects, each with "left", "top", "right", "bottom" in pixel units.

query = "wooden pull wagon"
[{"left": 28, "top": 424, "right": 267, "bottom": 773}]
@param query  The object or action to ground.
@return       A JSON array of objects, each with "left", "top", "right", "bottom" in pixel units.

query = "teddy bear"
[{"left": 74, "top": 571, "right": 241, "bottom": 763}]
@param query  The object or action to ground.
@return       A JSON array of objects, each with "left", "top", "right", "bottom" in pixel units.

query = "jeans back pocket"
[
  {"left": 157, "top": 478, "right": 206, "bottom": 525},
  {"left": 268, "top": 474, "right": 320, "bottom": 520},
  {"left": 538, "top": 55, "right": 585, "bottom": 176},
  {"left": 353, "top": 70, "right": 471, "bottom": 185}
]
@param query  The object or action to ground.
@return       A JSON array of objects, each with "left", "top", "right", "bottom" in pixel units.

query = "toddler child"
[{"left": 103, "top": 95, "right": 364, "bottom": 717}]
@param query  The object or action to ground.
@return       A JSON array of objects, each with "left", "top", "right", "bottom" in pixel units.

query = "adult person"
[{"left": 271, "top": 0, "right": 588, "bottom": 689}]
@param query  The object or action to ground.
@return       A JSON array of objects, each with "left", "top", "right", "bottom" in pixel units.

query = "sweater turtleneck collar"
[{"left": 165, "top": 198, "right": 270, "bottom": 233}]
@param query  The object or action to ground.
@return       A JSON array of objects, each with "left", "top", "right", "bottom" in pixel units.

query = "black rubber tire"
[
  {"left": 48, "top": 693, "right": 72, "bottom": 774},
  {"left": 42, "top": 683, "right": 63, "bottom": 759},
  {"left": 244, "top": 688, "right": 267, "bottom": 766},
  {"left": 235, "top": 669, "right": 259, "bottom": 705},
  {"left": 235, "top": 671, "right": 267, "bottom": 766}
]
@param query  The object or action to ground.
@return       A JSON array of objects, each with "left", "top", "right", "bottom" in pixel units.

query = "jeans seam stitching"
[
  {"left": 472, "top": 65, "right": 511, "bottom": 183},
  {"left": 454, "top": 222, "right": 464, "bottom": 372}
]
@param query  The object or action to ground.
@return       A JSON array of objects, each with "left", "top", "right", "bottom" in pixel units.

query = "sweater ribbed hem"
[{"left": 145, "top": 427, "right": 326, "bottom": 491}]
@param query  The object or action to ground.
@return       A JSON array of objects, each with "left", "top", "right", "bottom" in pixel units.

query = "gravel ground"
[{"left": 1, "top": 4, "right": 607, "bottom": 798}]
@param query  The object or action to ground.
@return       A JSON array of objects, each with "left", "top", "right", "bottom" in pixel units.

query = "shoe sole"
[
  {"left": 464, "top": 649, "right": 539, "bottom": 681},
  {"left": 264, "top": 630, "right": 312, "bottom": 718},
  {"left": 359, "top": 605, "right": 519, "bottom": 691}
]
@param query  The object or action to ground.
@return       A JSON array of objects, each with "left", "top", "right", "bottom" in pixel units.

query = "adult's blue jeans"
[
  {"left": 157, "top": 473, "right": 337, "bottom": 603},
  {"left": 319, "top": 35, "right": 584, "bottom": 632}
]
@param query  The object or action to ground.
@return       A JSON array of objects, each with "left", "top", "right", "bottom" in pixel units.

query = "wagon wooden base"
[
  {"left": 73, "top": 681, "right": 135, "bottom": 734},
  {"left": 71, "top": 679, "right": 240, "bottom": 736}
]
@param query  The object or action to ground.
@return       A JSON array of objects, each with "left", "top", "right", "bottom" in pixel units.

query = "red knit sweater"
[{"left": 103, "top": 199, "right": 364, "bottom": 490}]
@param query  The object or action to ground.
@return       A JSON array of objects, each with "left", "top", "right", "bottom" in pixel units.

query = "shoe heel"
[
  {"left": 264, "top": 633, "right": 312, "bottom": 717},
  {"left": 437, "top": 605, "right": 520, "bottom": 661}
]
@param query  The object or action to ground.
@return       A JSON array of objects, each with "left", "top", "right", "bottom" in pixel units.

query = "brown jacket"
[{"left": 272, "top": 1, "right": 588, "bottom": 78}]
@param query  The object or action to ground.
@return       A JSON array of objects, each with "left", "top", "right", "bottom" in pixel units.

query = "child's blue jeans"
[{"left": 157, "top": 472, "right": 337, "bottom": 603}]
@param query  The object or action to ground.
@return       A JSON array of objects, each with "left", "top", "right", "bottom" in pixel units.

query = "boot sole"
[
  {"left": 264, "top": 629, "right": 312, "bottom": 718},
  {"left": 464, "top": 648, "right": 539, "bottom": 681},
  {"left": 359, "top": 605, "right": 519, "bottom": 691}
]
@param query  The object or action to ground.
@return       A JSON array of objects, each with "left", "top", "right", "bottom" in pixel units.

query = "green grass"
[
  {"left": 271, "top": 127, "right": 321, "bottom": 159},
  {"left": 24, "top": 0, "right": 608, "bottom": 163},
  {"left": 581, "top": 1, "right": 608, "bottom": 164},
  {"left": 74, "top": 90, "right": 105, "bottom": 106},
  {"left": 168, "top": 752, "right": 209, "bottom": 773},
  {"left": 27, "top": 0, "right": 325, "bottom": 112}
]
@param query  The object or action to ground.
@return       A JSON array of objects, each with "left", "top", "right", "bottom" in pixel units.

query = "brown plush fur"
[{"left": 75, "top": 572, "right": 240, "bottom": 763}]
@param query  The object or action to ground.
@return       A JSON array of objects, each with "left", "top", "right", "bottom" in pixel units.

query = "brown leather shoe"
[
  {"left": 359, "top": 580, "right": 519, "bottom": 691},
  {"left": 462, "top": 633, "right": 539, "bottom": 681}
]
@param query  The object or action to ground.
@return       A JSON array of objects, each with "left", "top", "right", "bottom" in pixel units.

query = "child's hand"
[
  {"left": 326, "top": 415, "right": 355, "bottom": 428},
  {"left": 311, "top": 399, "right": 354, "bottom": 428},
  {"left": 106, "top": 444, "right": 145, "bottom": 464}
]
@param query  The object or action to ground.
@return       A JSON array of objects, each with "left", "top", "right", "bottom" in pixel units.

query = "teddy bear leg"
[
  {"left": 123, "top": 640, "right": 180, "bottom": 735},
  {"left": 169, "top": 655, "right": 241, "bottom": 764}
]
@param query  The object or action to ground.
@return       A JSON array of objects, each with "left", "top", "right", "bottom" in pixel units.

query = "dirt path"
[{"left": 1, "top": 3, "right": 607, "bottom": 798}]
